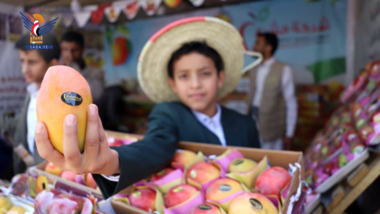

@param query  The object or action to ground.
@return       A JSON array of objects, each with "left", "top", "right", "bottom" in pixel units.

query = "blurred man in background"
[
  {"left": 0, "top": 33, "right": 60, "bottom": 174},
  {"left": 246, "top": 32, "right": 297, "bottom": 150},
  {"left": 60, "top": 31, "right": 104, "bottom": 102}
]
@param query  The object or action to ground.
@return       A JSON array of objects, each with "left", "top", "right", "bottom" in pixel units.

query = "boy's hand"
[{"left": 35, "top": 104, "right": 120, "bottom": 176}]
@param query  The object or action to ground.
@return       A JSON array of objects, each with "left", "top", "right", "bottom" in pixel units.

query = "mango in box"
[{"left": 37, "top": 65, "right": 93, "bottom": 154}]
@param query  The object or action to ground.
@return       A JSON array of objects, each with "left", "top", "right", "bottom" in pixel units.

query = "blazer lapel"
[
  {"left": 184, "top": 105, "right": 222, "bottom": 146},
  {"left": 221, "top": 107, "right": 240, "bottom": 146}
]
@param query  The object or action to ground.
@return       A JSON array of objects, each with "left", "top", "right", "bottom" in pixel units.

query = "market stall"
[{"left": 2, "top": 0, "right": 380, "bottom": 213}]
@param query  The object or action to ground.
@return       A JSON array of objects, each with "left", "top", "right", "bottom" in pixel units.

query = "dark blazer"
[
  {"left": 93, "top": 102, "right": 260, "bottom": 199},
  {"left": 8, "top": 94, "right": 44, "bottom": 174}
]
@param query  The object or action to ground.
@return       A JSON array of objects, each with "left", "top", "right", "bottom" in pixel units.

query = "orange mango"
[{"left": 37, "top": 65, "right": 92, "bottom": 154}]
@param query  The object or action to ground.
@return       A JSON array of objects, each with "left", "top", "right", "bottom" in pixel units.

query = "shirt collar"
[
  {"left": 192, "top": 104, "right": 222, "bottom": 124},
  {"left": 261, "top": 57, "right": 276, "bottom": 67},
  {"left": 27, "top": 83, "right": 39, "bottom": 95}
]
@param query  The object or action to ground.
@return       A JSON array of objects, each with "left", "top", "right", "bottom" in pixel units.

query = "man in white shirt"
[
  {"left": 246, "top": 32, "right": 297, "bottom": 150},
  {"left": 0, "top": 33, "right": 60, "bottom": 174},
  {"left": 60, "top": 31, "right": 104, "bottom": 103}
]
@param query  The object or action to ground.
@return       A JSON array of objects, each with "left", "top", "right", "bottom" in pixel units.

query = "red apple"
[
  {"left": 255, "top": 167, "right": 291, "bottom": 196},
  {"left": 171, "top": 150, "right": 197, "bottom": 169},
  {"left": 371, "top": 110, "right": 380, "bottom": 124},
  {"left": 44, "top": 162, "right": 62, "bottom": 176},
  {"left": 323, "top": 162, "right": 336, "bottom": 176},
  {"left": 360, "top": 125, "right": 374, "bottom": 140},
  {"left": 60, "top": 171, "right": 77, "bottom": 182},
  {"left": 107, "top": 137, "right": 123, "bottom": 147},
  {"left": 151, "top": 168, "right": 175, "bottom": 182},
  {"left": 351, "top": 103, "right": 362, "bottom": 118},
  {"left": 85, "top": 173, "right": 97, "bottom": 189},
  {"left": 129, "top": 188, "right": 156, "bottom": 212},
  {"left": 186, "top": 162, "right": 220, "bottom": 185},
  {"left": 228, "top": 192, "right": 279, "bottom": 214},
  {"left": 188, "top": 203, "right": 222, "bottom": 214},
  {"left": 165, "top": 184, "right": 198, "bottom": 208}
]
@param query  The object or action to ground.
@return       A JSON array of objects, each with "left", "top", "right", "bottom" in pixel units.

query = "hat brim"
[{"left": 138, "top": 16, "right": 246, "bottom": 103}]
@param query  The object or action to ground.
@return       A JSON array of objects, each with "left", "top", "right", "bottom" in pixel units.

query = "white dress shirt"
[
  {"left": 102, "top": 104, "right": 226, "bottom": 182},
  {"left": 191, "top": 104, "right": 226, "bottom": 146},
  {"left": 26, "top": 83, "right": 39, "bottom": 155},
  {"left": 252, "top": 57, "right": 298, "bottom": 138}
]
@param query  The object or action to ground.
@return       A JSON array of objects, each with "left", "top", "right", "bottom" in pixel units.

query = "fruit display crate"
[
  {"left": 307, "top": 154, "right": 380, "bottom": 214},
  {"left": 105, "top": 130, "right": 305, "bottom": 214},
  {"left": 27, "top": 161, "right": 104, "bottom": 200},
  {"left": 306, "top": 60, "right": 380, "bottom": 213}
]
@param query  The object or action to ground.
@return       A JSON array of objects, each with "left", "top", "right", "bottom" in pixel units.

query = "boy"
[
  {"left": 35, "top": 17, "right": 262, "bottom": 198},
  {"left": 0, "top": 33, "right": 60, "bottom": 174}
]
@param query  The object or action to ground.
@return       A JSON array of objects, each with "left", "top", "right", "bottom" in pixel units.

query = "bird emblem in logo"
[{"left": 20, "top": 12, "right": 58, "bottom": 36}]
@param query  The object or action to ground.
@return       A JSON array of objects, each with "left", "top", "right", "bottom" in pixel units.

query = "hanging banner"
[
  {"left": 105, "top": 7, "right": 121, "bottom": 23},
  {"left": 140, "top": 0, "right": 162, "bottom": 16},
  {"left": 163, "top": 0, "right": 182, "bottom": 8},
  {"left": 104, "top": 0, "right": 347, "bottom": 86},
  {"left": 188, "top": 0, "right": 204, "bottom": 7},
  {"left": 105, "top": 1, "right": 124, "bottom": 23},
  {"left": 91, "top": 3, "right": 111, "bottom": 25},
  {"left": 74, "top": 11, "right": 91, "bottom": 27},
  {"left": 123, "top": 0, "right": 139, "bottom": 19}
]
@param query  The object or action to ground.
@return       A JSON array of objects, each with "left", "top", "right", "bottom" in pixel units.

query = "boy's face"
[
  {"left": 169, "top": 52, "right": 225, "bottom": 114},
  {"left": 19, "top": 50, "right": 57, "bottom": 87}
]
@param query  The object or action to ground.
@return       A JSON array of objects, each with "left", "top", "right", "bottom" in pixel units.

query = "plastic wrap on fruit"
[
  {"left": 341, "top": 113, "right": 352, "bottom": 124},
  {"left": 147, "top": 168, "right": 183, "bottom": 194},
  {"left": 264, "top": 195, "right": 282, "bottom": 213},
  {"left": 0, "top": 196, "right": 13, "bottom": 214},
  {"left": 34, "top": 190, "right": 93, "bottom": 214},
  {"left": 356, "top": 118, "right": 366, "bottom": 130},
  {"left": 188, "top": 203, "right": 227, "bottom": 214},
  {"left": 163, "top": 184, "right": 204, "bottom": 214},
  {"left": 171, "top": 150, "right": 204, "bottom": 172},
  {"left": 226, "top": 156, "right": 268, "bottom": 190},
  {"left": 185, "top": 161, "right": 225, "bottom": 198},
  {"left": 112, "top": 194, "right": 130, "bottom": 205},
  {"left": 340, "top": 73, "right": 367, "bottom": 102},
  {"left": 324, "top": 158, "right": 340, "bottom": 176},
  {"left": 312, "top": 170, "right": 329, "bottom": 188},
  {"left": 34, "top": 189, "right": 61, "bottom": 213},
  {"left": 371, "top": 110, "right": 380, "bottom": 124},
  {"left": 360, "top": 124, "right": 374, "bottom": 143},
  {"left": 128, "top": 186, "right": 164, "bottom": 213},
  {"left": 9, "top": 174, "right": 29, "bottom": 198},
  {"left": 211, "top": 149, "right": 244, "bottom": 173},
  {"left": 49, "top": 194, "right": 93, "bottom": 214}
]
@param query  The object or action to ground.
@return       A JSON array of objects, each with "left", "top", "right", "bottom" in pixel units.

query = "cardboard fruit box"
[
  {"left": 28, "top": 161, "right": 103, "bottom": 200},
  {"left": 105, "top": 131, "right": 305, "bottom": 214}
]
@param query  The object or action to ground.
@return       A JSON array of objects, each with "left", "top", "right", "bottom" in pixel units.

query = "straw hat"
[{"left": 138, "top": 16, "right": 262, "bottom": 103}]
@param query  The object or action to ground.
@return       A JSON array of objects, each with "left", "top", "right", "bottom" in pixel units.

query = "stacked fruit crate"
[{"left": 293, "top": 85, "right": 331, "bottom": 151}]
